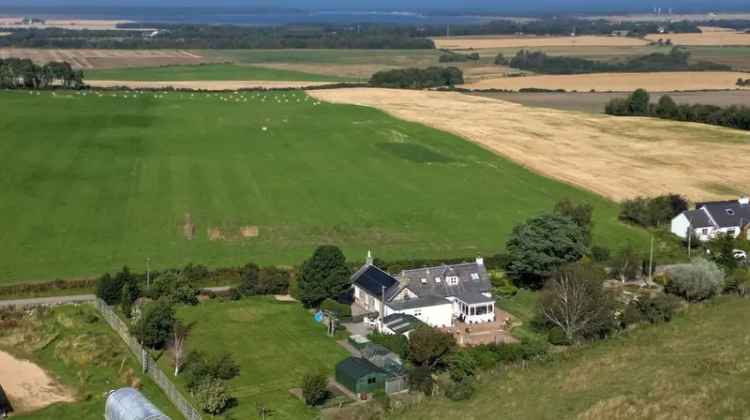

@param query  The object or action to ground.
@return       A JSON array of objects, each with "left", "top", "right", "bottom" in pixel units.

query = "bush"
[
  {"left": 665, "top": 258, "right": 724, "bottom": 302},
  {"left": 320, "top": 298, "right": 352, "bottom": 318},
  {"left": 619, "top": 194, "right": 688, "bottom": 228},
  {"left": 591, "top": 246, "right": 610, "bottom": 263},
  {"left": 227, "top": 288, "right": 242, "bottom": 301},
  {"left": 446, "top": 351, "right": 479, "bottom": 382},
  {"left": 131, "top": 299, "right": 175, "bottom": 349},
  {"left": 407, "top": 366, "right": 434, "bottom": 395},
  {"left": 368, "top": 332, "right": 409, "bottom": 359},
  {"left": 182, "top": 351, "right": 241, "bottom": 390},
  {"left": 301, "top": 371, "right": 330, "bottom": 406},
  {"left": 548, "top": 326, "right": 572, "bottom": 345},
  {"left": 624, "top": 294, "right": 681, "bottom": 326},
  {"left": 96, "top": 269, "right": 130, "bottom": 305},
  {"left": 194, "top": 378, "right": 230, "bottom": 415},
  {"left": 171, "top": 284, "right": 199, "bottom": 305},
  {"left": 369, "top": 67, "right": 464, "bottom": 89},
  {"left": 724, "top": 269, "right": 750, "bottom": 296},
  {"left": 444, "top": 378, "right": 475, "bottom": 401}
]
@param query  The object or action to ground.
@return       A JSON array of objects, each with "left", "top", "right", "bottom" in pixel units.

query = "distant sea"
[{"left": 0, "top": 6, "right": 484, "bottom": 26}]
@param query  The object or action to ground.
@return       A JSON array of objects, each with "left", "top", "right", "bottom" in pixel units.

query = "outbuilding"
[
  {"left": 105, "top": 387, "right": 170, "bottom": 420},
  {"left": 335, "top": 357, "right": 388, "bottom": 395}
]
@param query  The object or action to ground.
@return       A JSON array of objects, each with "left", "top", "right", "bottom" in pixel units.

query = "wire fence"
[{"left": 95, "top": 299, "right": 202, "bottom": 420}]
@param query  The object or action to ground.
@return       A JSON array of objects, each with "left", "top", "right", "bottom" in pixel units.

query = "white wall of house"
[
  {"left": 671, "top": 213, "right": 719, "bottom": 241},
  {"left": 385, "top": 303, "right": 453, "bottom": 329}
]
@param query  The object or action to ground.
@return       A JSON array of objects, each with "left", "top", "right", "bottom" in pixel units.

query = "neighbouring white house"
[
  {"left": 671, "top": 196, "right": 750, "bottom": 242},
  {"left": 351, "top": 252, "right": 496, "bottom": 333}
]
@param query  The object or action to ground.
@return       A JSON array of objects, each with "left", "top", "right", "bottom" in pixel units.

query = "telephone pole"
[
  {"left": 146, "top": 257, "right": 151, "bottom": 289},
  {"left": 648, "top": 235, "right": 654, "bottom": 284}
]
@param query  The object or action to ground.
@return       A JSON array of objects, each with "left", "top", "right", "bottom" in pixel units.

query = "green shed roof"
[{"left": 336, "top": 357, "right": 385, "bottom": 379}]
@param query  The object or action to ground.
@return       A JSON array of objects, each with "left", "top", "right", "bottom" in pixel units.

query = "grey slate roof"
[
  {"left": 683, "top": 209, "right": 713, "bottom": 229},
  {"left": 399, "top": 262, "right": 492, "bottom": 301},
  {"left": 696, "top": 200, "right": 750, "bottom": 229},
  {"left": 386, "top": 294, "right": 450, "bottom": 311},
  {"left": 351, "top": 264, "right": 400, "bottom": 299}
]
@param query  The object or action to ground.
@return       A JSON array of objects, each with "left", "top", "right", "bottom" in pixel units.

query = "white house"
[
  {"left": 352, "top": 253, "right": 495, "bottom": 332},
  {"left": 671, "top": 196, "right": 750, "bottom": 242}
]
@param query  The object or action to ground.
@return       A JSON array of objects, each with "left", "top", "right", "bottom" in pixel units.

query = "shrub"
[
  {"left": 171, "top": 284, "right": 199, "bottom": 305},
  {"left": 131, "top": 299, "right": 175, "bottom": 349},
  {"left": 665, "top": 258, "right": 724, "bottom": 302},
  {"left": 369, "top": 67, "right": 464, "bottom": 89},
  {"left": 548, "top": 326, "right": 572, "bottom": 345},
  {"left": 96, "top": 272, "right": 125, "bottom": 304},
  {"left": 369, "top": 332, "right": 409, "bottom": 359},
  {"left": 446, "top": 351, "right": 479, "bottom": 382},
  {"left": 301, "top": 371, "right": 330, "bottom": 406},
  {"left": 724, "top": 269, "right": 750, "bottom": 296},
  {"left": 625, "top": 294, "right": 681, "bottom": 326},
  {"left": 444, "top": 378, "right": 475, "bottom": 401},
  {"left": 194, "top": 378, "right": 230, "bottom": 415},
  {"left": 591, "top": 246, "right": 610, "bottom": 263},
  {"left": 182, "top": 351, "right": 241, "bottom": 389},
  {"left": 320, "top": 298, "right": 352, "bottom": 318},
  {"left": 407, "top": 366, "right": 434, "bottom": 395},
  {"left": 619, "top": 194, "right": 688, "bottom": 228},
  {"left": 227, "top": 288, "right": 242, "bottom": 301}
]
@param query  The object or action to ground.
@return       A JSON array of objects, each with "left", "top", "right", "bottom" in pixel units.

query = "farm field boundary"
[
  {"left": 309, "top": 88, "right": 750, "bottom": 202},
  {"left": 432, "top": 35, "right": 650, "bottom": 49},
  {"left": 86, "top": 79, "right": 335, "bottom": 90},
  {"left": 0, "top": 48, "right": 208, "bottom": 69},
  {"left": 96, "top": 298, "right": 202, "bottom": 420}
]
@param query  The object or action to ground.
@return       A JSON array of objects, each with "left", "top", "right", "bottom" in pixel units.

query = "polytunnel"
[{"left": 104, "top": 387, "right": 171, "bottom": 420}]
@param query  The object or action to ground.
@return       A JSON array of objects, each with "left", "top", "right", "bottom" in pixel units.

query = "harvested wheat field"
[
  {"left": 309, "top": 88, "right": 750, "bottom": 201},
  {"left": 646, "top": 31, "right": 750, "bottom": 46},
  {"left": 462, "top": 71, "right": 750, "bottom": 92},
  {"left": 0, "top": 48, "right": 207, "bottom": 69},
  {"left": 0, "top": 350, "right": 73, "bottom": 413},
  {"left": 432, "top": 35, "right": 649, "bottom": 50},
  {"left": 86, "top": 79, "right": 334, "bottom": 90}
]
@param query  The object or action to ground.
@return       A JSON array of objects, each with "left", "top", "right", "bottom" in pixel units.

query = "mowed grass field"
[
  {"left": 168, "top": 297, "right": 349, "bottom": 419},
  {"left": 0, "top": 90, "right": 645, "bottom": 283},
  {"left": 394, "top": 296, "right": 750, "bottom": 420},
  {"left": 0, "top": 305, "right": 180, "bottom": 419},
  {"left": 85, "top": 63, "right": 349, "bottom": 82}
]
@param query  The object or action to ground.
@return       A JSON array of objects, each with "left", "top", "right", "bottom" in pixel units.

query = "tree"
[
  {"left": 539, "top": 260, "right": 616, "bottom": 342},
  {"left": 628, "top": 89, "right": 650, "bottom": 115},
  {"left": 132, "top": 299, "right": 176, "bottom": 349},
  {"left": 655, "top": 95, "right": 679, "bottom": 119},
  {"left": 506, "top": 214, "right": 588, "bottom": 289},
  {"left": 408, "top": 326, "right": 457, "bottom": 369},
  {"left": 665, "top": 258, "right": 724, "bottom": 302},
  {"left": 301, "top": 371, "right": 330, "bottom": 406},
  {"left": 121, "top": 281, "right": 140, "bottom": 318},
  {"left": 195, "top": 378, "right": 230, "bottom": 415},
  {"left": 553, "top": 199, "right": 594, "bottom": 245},
  {"left": 298, "top": 245, "right": 351, "bottom": 308},
  {"left": 705, "top": 233, "right": 739, "bottom": 272},
  {"left": 610, "top": 243, "right": 643, "bottom": 282},
  {"left": 96, "top": 273, "right": 121, "bottom": 305},
  {"left": 171, "top": 320, "right": 191, "bottom": 377},
  {"left": 238, "top": 263, "right": 260, "bottom": 296}
]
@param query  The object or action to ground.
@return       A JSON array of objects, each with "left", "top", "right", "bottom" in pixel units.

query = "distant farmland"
[
  {"left": 0, "top": 90, "right": 643, "bottom": 284},
  {"left": 85, "top": 63, "right": 349, "bottom": 82},
  {"left": 432, "top": 35, "right": 650, "bottom": 50}
]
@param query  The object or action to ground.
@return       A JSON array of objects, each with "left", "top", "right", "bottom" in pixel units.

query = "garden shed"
[
  {"left": 0, "top": 384, "right": 12, "bottom": 417},
  {"left": 105, "top": 388, "right": 170, "bottom": 420},
  {"left": 335, "top": 357, "right": 388, "bottom": 395}
]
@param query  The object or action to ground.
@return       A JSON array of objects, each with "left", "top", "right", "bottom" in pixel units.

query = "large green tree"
[
  {"left": 132, "top": 299, "right": 176, "bottom": 349},
  {"left": 553, "top": 199, "right": 594, "bottom": 245},
  {"left": 506, "top": 214, "right": 588, "bottom": 289},
  {"left": 298, "top": 245, "right": 351, "bottom": 308},
  {"left": 408, "top": 326, "right": 457, "bottom": 369}
]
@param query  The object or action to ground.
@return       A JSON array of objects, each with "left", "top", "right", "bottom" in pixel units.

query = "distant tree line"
[
  {"left": 0, "top": 23, "right": 434, "bottom": 50},
  {"left": 605, "top": 89, "right": 750, "bottom": 131},
  {"left": 369, "top": 66, "right": 464, "bottom": 88},
  {"left": 418, "top": 18, "right": 700, "bottom": 37},
  {"left": 509, "top": 48, "right": 730, "bottom": 75},
  {"left": 0, "top": 58, "right": 83, "bottom": 89},
  {"left": 438, "top": 50, "right": 480, "bottom": 63}
]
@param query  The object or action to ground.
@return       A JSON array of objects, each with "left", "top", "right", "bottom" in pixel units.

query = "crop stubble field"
[
  {"left": 0, "top": 90, "right": 643, "bottom": 284},
  {"left": 0, "top": 48, "right": 208, "bottom": 69},
  {"left": 310, "top": 88, "right": 750, "bottom": 202}
]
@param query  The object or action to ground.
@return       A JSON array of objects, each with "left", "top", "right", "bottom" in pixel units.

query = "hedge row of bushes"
[
  {"left": 369, "top": 67, "right": 464, "bottom": 89},
  {"left": 0, "top": 277, "right": 97, "bottom": 297},
  {"left": 438, "top": 51, "right": 479, "bottom": 63}
]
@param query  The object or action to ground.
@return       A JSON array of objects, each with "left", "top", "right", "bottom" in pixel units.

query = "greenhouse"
[{"left": 105, "top": 388, "right": 170, "bottom": 420}]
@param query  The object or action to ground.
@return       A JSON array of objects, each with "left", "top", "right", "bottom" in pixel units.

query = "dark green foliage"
[
  {"left": 665, "top": 258, "right": 724, "bottom": 302},
  {"left": 511, "top": 47, "right": 728, "bottom": 75},
  {"left": 494, "top": 53, "right": 509, "bottom": 65},
  {"left": 121, "top": 281, "right": 140, "bottom": 318},
  {"left": 257, "top": 266, "right": 291, "bottom": 295},
  {"left": 227, "top": 288, "right": 243, "bottom": 301},
  {"left": 628, "top": 89, "right": 650, "bottom": 115},
  {"left": 553, "top": 199, "right": 594, "bottom": 245},
  {"left": 407, "top": 326, "right": 457, "bottom": 369},
  {"left": 238, "top": 263, "right": 260, "bottom": 296},
  {"left": 319, "top": 298, "right": 351, "bottom": 317},
  {"left": 548, "top": 326, "right": 572, "bottom": 345},
  {"left": 194, "top": 378, "right": 231, "bottom": 415},
  {"left": 171, "top": 284, "right": 199, "bottom": 305},
  {"left": 0, "top": 58, "right": 83, "bottom": 89},
  {"left": 705, "top": 234, "right": 739, "bottom": 272},
  {"left": 183, "top": 351, "right": 241, "bottom": 390},
  {"left": 606, "top": 89, "right": 750, "bottom": 131},
  {"left": 439, "top": 51, "right": 479, "bottom": 63},
  {"left": 369, "top": 332, "right": 410, "bottom": 359},
  {"left": 301, "top": 371, "right": 330, "bottom": 406},
  {"left": 591, "top": 246, "right": 610, "bottom": 263},
  {"left": 624, "top": 294, "right": 681, "bottom": 326},
  {"left": 147, "top": 271, "right": 198, "bottom": 305},
  {"left": 724, "top": 269, "right": 750, "bottom": 296},
  {"left": 444, "top": 378, "right": 475, "bottom": 401},
  {"left": 610, "top": 243, "right": 643, "bottom": 281},
  {"left": 132, "top": 299, "right": 175, "bottom": 349},
  {"left": 407, "top": 366, "right": 434, "bottom": 395},
  {"left": 619, "top": 194, "right": 688, "bottom": 228},
  {"left": 298, "top": 245, "right": 352, "bottom": 308},
  {"left": 95, "top": 266, "right": 133, "bottom": 305},
  {"left": 506, "top": 214, "right": 588, "bottom": 289},
  {"left": 369, "top": 66, "right": 464, "bottom": 89},
  {"left": 446, "top": 351, "right": 479, "bottom": 382}
]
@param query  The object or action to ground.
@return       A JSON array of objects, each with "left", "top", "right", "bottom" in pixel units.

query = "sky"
[{"left": 1, "top": 0, "right": 748, "bottom": 13}]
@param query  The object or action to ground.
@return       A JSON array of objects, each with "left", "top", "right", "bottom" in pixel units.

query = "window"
[
  {"left": 446, "top": 276, "right": 459, "bottom": 286},
  {"left": 470, "top": 273, "right": 479, "bottom": 280},
  {"left": 420, "top": 278, "right": 427, "bottom": 285},
  {"left": 368, "top": 377, "right": 376, "bottom": 384},
  {"left": 435, "top": 277, "right": 441, "bottom": 283},
  {"left": 414, "top": 309, "right": 422, "bottom": 317},
  {"left": 702, "top": 228, "right": 709, "bottom": 235},
  {"left": 726, "top": 209, "right": 735, "bottom": 215}
]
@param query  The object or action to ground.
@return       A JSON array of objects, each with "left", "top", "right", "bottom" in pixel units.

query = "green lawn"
[
  {"left": 167, "top": 297, "right": 349, "bottom": 419},
  {"left": 0, "top": 305, "right": 180, "bottom": 419},
  {"left": 85, "top": 63, "right": 348, "bottom": 82},
  {"left": 393, "top": 296, "right": 750, "bottom": 420},
  {"left": 0, "top": 90, "right": 646, "bottom": 284}
]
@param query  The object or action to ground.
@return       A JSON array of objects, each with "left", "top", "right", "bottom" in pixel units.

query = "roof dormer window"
[
  {"left": 470, "top": 273, "right": 479, "bottom": 280},
  {"left": 446, "top": 276, "right": 459, "bottom": 286},
  {"left": 726, "top": 209, "right": 735, "bottom": 215},
  {"left": 435, "top": 277, "right": 441, "bottom": 283},
  {"left": 420, "top": 278, "right": 427, "bottom": 285}
]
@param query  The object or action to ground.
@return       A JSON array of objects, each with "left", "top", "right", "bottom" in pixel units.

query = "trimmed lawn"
[
  {"left": 393, "top": 296, "right": 750, "bottom": 420},
  {"left": 85, "top": 63, "right": 348, "bottom": 82},
  {"left": 0, "top": 90, "right": 646, "bottom": 283},
  {"left": 169, "top": 297, "right": 349, "bottom": 419},
  {"left": 0, "top": 304, "right": 180, "bottom": 420}
]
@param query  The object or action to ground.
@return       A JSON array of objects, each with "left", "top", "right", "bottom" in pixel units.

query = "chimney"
[
  {"left": 739, "top": 196, "right": 750, "bottom": 206},
  {"left": 366, "top": 250, "right": 373, "bottom": 265},
  {"left": 476, "top": 256, "right": 484, "bottom": 266}
]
